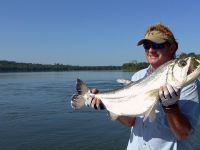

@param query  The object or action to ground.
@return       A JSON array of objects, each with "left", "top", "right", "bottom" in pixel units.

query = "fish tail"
[
  {"left": 76, "top": 78, "right": 90, "bottom": 95},
  {"left": 108, "top": 111, "right": 119, "bottom": 120},
  {"left": 71, "top": 78, "right": 90, "bottom": 110}
]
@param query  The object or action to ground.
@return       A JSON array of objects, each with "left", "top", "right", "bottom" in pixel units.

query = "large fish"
[{"left": 71, "top": 57, "right": 200, "bottom": 121}]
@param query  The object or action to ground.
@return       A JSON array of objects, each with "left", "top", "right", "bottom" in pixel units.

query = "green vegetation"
[
  {"left": 0, "top": 61, "right": 121, "bottom": 72},
  {"left": 178, "top": 52, "right": 200, "bottom": 68},
  {"left": 122, "top": 61, "right": 149, "bottom": 71},
  {"left": 0, "top": 53, "right": 199, "bottom": 72},
  {"left": 122, "top": 53, "right": 200, "bottom": 71}
]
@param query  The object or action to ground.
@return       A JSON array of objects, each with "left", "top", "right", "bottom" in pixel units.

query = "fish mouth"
[{"left": 187, "top": 57, "right": 200, "bottom": 77}]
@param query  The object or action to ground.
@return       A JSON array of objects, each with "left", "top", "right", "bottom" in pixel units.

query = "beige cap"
[{"left": 137, "top": 30, "right": 174, "bottom": 45}]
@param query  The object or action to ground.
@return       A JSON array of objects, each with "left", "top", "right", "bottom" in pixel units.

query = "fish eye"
[{"left": 178, "top": 60, "right": 187, "bottom": 67}]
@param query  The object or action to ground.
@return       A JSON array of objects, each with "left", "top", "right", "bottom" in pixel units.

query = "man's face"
[{"left": 143, "top": 42, "right": 175, "bottom": 70}]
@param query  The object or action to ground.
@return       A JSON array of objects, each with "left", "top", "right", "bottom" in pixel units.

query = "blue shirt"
[{"left": 127, "top": 68, "right": 200, "bottom": 150}]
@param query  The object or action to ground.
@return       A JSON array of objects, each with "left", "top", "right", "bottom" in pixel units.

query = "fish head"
[{"left": 167, "top": 56, "right": 200, "bottom": 88}]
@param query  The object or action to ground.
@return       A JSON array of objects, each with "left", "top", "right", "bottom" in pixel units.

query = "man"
[
  {"left": 73, "top": 23, "right": 200, "bottom": 150},
  {"left": 123, "top": 23, "right": 200, "bottom": 150}
]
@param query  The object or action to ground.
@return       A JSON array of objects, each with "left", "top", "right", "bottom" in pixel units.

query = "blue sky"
[{"left": 0, "top": 0, "right": 200, "bottom": 66}]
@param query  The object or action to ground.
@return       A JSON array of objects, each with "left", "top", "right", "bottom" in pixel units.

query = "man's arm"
[
  {"left": 117, "top": 116, "right": 136, "bottom": 128},
  {"left": 160, "top": 84, "right": 192, "bottom": 140},
  {"left": 164, "top": 105, "right": 192, "bottom": 140}
]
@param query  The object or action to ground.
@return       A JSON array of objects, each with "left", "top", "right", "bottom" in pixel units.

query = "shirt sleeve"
[{"left": 131, "top": 68, "right": 148, "bottom": 82}]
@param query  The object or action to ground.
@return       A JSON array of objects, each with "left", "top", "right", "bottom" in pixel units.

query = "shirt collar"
[{"left": 146, "top": 65, "right": 154, "bottom": 76}]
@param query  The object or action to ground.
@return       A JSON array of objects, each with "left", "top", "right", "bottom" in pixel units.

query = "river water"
[{"left": 0, "top": 71, "right": 133, "bottom": 150}]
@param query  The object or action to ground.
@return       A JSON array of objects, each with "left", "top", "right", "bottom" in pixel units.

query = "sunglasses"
[{"left": 143, "top": 43, "right": 166, "bottom": 50}]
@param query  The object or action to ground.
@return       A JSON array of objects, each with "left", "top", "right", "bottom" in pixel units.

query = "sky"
[{"left": 0, "top": 0, "right": 200, "bottom": 66}]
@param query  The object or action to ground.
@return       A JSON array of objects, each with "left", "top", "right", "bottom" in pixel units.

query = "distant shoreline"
[
  {"left": 0, "top": 60, "right": 148, "bottom": 73},
  {"left": 0, "top": 69, "right": 125, "bottom": 73},
  {"left": 1, "top": 53, "right": 198, "bottom": 73},
  {"left": 0, "top": 60, "right": 122, "bottom": 73}
]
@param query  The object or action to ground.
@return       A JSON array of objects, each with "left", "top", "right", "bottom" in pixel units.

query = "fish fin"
[
  {"left": 76, "top": 78, "right": 90, "bottom": 95},
  {"left": 143, "top": 89, "right": 159, "bottom": 122},
  {"left": 146, "top": 89, "right": 159, "bottom": 98},
  {"left": 70, "top": 79, "right": 90, "bottom": 110},
  {"left": 149, "top": 112, "right": 156, "bottom": 122},
  {"left": 107, "top": 111, "right": 118, "bottom": 121},
  {"left": 116, "top": 79, "right": 132, "bottom": 85},
  {"left": 71, "top": 94, "right": 85, "bottom": 110},
  {"left": 143, "top": 103, "right": 157, "bottom": 122},
  {"left": 149, "top": 104, "right": 157, "bottom": 122}
]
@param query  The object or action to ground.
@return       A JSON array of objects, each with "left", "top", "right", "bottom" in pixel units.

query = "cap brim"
[
  {"left": 137, "top": 39, "right": 152, "bottom": 46},
  {"left": 137, "top": 38, "right": 166, "bottom": 46}
]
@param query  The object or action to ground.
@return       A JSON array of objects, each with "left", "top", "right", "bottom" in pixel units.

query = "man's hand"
[
  {"left": 89, "top": 88, "right": 105, "bottom": 110},
  {"left": 159, "top": 84, "right": 180, "bottom": 107}
]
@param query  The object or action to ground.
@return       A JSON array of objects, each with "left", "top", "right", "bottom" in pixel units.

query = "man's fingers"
[
  {"left": 163, "top": 85, "right": 171, "bottom": 99},
  {"left": 90, "top": 97, "right": 102, "bottom": 110},
  {"left": 91, "top": 97, "right": 98, "bottom": 108},
  {"left": 159, "top": 84, "right": 180, "bottom": 107},
  {"left": 91, "top": 88, "right": 99, "bottom": 94},
  {"left": 91, "top": 97, "right": 95, "bottom": 108},
  {"left": 95, "top": 99, "right": 101, "bottom": 109}
]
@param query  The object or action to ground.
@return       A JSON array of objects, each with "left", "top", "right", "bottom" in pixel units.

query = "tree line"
[
  {"left": 0, "top": 53, "right": 199, "bottom": 72},
  {"left": 122, "top": 52, "right": 200, "bottom": 71},
  {"left": 0, "top": 61, "right": 121, "bottom": 72}
]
